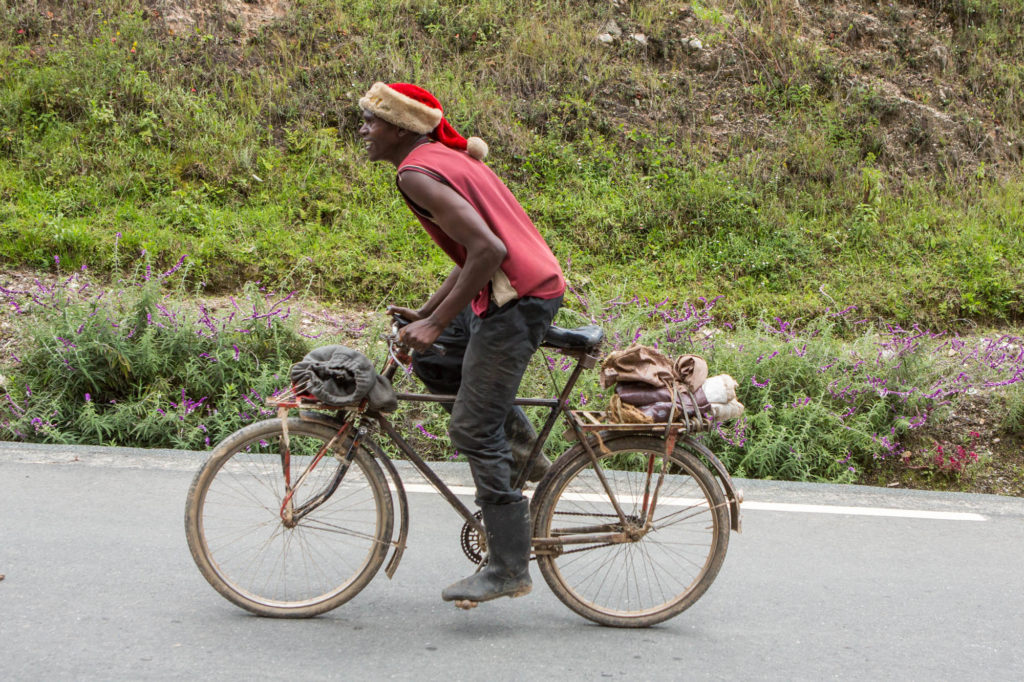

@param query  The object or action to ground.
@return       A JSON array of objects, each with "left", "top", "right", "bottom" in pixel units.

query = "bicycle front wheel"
[
  {"left": 533, "top": 435, "right": 729, "bottom": 627},
  {"left": 185, "top": 418, "right": 393, "bottom": 618}
]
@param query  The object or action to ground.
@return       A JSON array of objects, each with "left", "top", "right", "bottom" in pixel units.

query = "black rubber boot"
[
  {"left": 442, "top": 500, "right": 533, "bottom": 604},
  {"left": 506, "top": 407, "right": 550, "bottom": 483}
]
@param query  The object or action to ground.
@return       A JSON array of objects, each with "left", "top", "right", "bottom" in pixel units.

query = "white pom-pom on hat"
[{"left": 466, "top": 136, "right": 488, "bottom": 161}]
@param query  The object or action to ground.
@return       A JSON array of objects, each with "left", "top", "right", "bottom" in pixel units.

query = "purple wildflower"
[
  {"left": 159, "top": 255, "right": 188, "bottom": 279},
  {"left": 416, "top": 424, "right": 439, "bottom": 440}
]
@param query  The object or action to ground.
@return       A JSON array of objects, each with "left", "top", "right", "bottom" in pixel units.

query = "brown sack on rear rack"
[{"left": 598, "top": 345, "right": 708, "bottom": 392}]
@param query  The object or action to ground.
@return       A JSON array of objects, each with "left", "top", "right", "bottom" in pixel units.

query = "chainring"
[{"left": 459, "top": 510, "right": 487, "bottom": 565}]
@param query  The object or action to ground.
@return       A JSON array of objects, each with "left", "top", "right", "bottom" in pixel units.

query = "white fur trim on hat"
[{"left": 359, "top": 82, "right": 442, "bottom": 134}]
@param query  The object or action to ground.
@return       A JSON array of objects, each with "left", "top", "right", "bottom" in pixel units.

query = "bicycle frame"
[
  {"left": 270, "top": 341, "right": 602, "bottom": 571},
  {"left": 269, "top": 334, "right": 741, "bottom": 579},
  {"left": 370, "top": 343, "right": 601, "bottom": 536}
]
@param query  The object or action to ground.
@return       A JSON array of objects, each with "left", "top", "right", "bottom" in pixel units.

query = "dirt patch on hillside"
[
  {"left": 147, "top": 0, "right": 290, "bottom": 40},
  {"left": 794, "top": 2, "right": 1023, "bottom": 172},
  {"left": 597, "top": 0, "right": 1023, "bottom": 176},
  {"left": 862, "top": 394, "right": 1024, "bottom": 497}
]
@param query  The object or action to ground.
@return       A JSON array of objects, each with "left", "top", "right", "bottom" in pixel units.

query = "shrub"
[{"left": 1, "top": 258, "right": 309, "bottom": 449}]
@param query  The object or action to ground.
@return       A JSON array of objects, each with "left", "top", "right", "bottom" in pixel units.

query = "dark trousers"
[{"left": 412, "top": 296, "right": 562, "bottom": 505}]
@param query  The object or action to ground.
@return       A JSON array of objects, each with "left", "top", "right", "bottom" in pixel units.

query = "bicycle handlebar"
[{"left": 389, "top": 313, "right": 446, "bottom": 356}]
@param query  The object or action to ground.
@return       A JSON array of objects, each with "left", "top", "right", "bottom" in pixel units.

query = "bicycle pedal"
[{"left": 454, "top": 599, "right": 479, "bottom": 610}]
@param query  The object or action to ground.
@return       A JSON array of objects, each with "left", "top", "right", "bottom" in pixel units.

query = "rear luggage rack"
[{"left": 568, "top": 409, "right": 713, "bottom": 435}]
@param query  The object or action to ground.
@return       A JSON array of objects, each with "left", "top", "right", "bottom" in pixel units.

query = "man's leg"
[
  {"left": 449, "top": 298, "right": 558, "bottom": 506},
  {"left": 441, "top": 296, "right": 561, "bottom": 604},
  {"left": 505, "top": 405, "right": 549, "bottom": 483},
  {"left": 412, "top": 306, "right": 548, "bottom": 482}
]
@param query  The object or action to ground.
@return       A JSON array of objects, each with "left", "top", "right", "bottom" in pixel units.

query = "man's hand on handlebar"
[
  {"left": 387, "top": 305, "right": 446, "bottom": 355},
  {"left": 398, "top": 318, "right": 445, "bottom": 353}
]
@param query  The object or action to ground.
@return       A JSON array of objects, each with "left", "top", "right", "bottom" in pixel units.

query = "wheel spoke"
[
  {"left": 534, "top": 437, "right": 729, "bottom": 626},
  {"left": 186, "top": 420, "right": 391, "bottom": 616},
  {"left": 296, "top": 520, "right": 392, "bottom": 546}
]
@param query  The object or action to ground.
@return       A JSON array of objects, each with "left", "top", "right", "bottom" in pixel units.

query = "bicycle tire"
[
  {"left": 185, "top": 418, "right": 393, "bottom": 618},
  {"left": 532, "top": 435, "right": 729, "bottom": 628}
]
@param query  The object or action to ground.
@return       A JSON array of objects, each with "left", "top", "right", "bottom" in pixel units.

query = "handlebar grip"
[{"left": 390, "top": 314, "right": 446, "bottom": 356}]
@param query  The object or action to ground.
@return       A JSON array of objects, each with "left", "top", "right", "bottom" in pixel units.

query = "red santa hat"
[{"left": 359, "top": 82, "right": 489, "bottom": 161}]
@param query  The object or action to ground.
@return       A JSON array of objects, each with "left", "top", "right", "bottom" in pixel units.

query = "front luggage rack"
[{"left": 266, "top": 385, "right": 363, "bottom": 412}]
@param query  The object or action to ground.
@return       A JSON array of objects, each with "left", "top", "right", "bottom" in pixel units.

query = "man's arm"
[
  {"left": 388, "top": 265, "right": 461, "bottom": 322},
  {"left": 395, "top": 170, "right": 507, "bottom": 351}
]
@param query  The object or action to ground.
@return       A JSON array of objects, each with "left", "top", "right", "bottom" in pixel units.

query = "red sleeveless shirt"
[{"left": 397, "top": 143, "right": 565, "bottom": 317}]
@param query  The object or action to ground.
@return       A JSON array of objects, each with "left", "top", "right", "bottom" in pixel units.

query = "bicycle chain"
[
  {"left": 531, "top": 510, "right": 623, "bottom": 559},
  {"left": 541, "top": 541, "right": 617, "bottom": 558},
  {"left": 461, "top": 511, "right": 628, "bottom": 563},
  {"left": 553, "top": 511, "right": 620, "bottom": 518},
  {"left": 548, "top": 500, "right": 734, "bottom": 556}
]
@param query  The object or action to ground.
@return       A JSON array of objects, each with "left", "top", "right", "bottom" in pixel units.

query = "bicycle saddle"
[{"left": 541, "top": 324, "right": 605, "bottom": 351}]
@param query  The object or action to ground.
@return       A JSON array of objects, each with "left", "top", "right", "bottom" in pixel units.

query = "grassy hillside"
[{"left": 2, "top": 0, "right": 1023, "bottom": 325}]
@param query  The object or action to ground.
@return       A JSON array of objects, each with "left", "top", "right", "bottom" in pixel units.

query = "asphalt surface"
[{"left": 3, "top": 441, "right": 1023, "bottom": 681}]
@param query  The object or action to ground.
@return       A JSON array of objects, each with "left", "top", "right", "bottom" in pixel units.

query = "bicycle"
[{"left": 184, "top": 316, "right": 743, "bottom": 628}]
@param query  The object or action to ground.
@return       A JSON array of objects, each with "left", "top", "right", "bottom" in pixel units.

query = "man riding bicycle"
[{"left": 358, "top": 82, "right": 565, "bottom": 606}]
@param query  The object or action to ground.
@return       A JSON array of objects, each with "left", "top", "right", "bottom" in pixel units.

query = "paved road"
[{"left": 3, "top": 442, "right": 1023, "bottom": 681}]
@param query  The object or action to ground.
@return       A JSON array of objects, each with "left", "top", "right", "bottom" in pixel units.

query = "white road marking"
[
  {"left": 397, "top": 483, "right": 986, "bottom": 521},
  {"left": 738, "top": 501, "right": 985, "bottom": 521}
]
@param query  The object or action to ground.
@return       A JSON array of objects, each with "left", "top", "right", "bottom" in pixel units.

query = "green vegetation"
[
  {"left": 1, "top": 0, "right": 1022, "bottom": 326},
  {"left": 4, "top": 267, "right": 1021, "bottom": 490},
  {"left": 1, "top": 265, "right": 308, "bottom": 450},
  {"left": 2, "top": 1, "right": 1023, "bottom": 490}
]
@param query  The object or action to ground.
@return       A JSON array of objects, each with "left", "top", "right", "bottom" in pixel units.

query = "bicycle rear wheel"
[
  {"left": 185, "top": 418, "right": 393, "bottom": 618},
  {"left": 533, "top": 435, "right": 729, "bottom": 627}
]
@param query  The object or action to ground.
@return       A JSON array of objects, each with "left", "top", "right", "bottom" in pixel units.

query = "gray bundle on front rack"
[{"left": 289, "top": 345, "right": 398, "bottom": 412}]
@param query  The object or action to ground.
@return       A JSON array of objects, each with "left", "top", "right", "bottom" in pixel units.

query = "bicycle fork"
[{"left": 278, "top": 408, "right": 363, "bottom": 527}]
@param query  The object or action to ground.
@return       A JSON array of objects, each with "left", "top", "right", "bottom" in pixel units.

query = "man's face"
[{"left": 359, "top": 110, "right": 403, "bottom": 162}]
